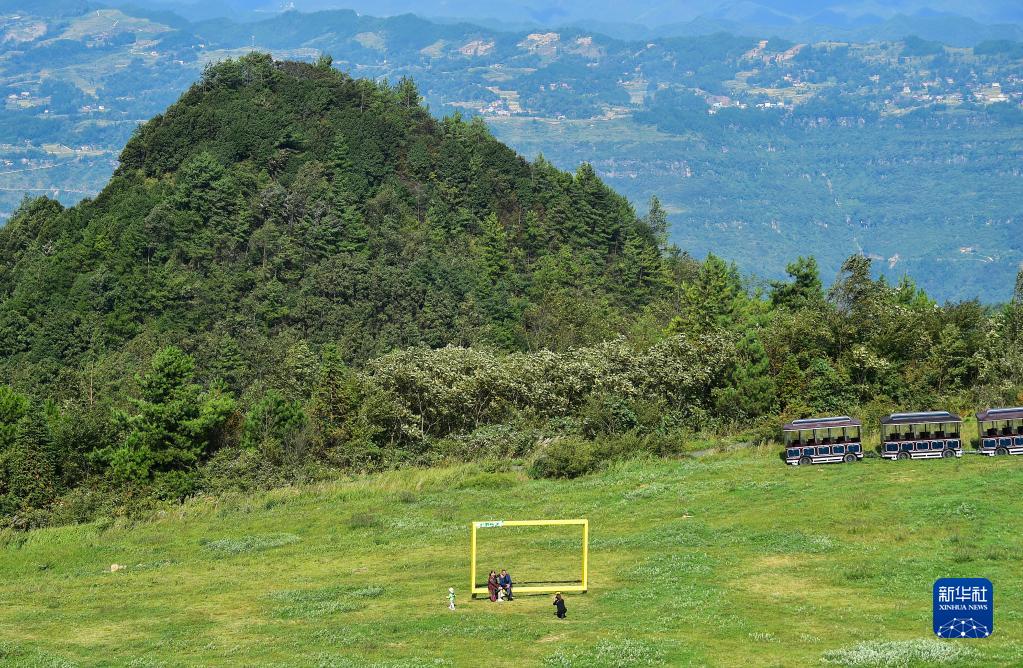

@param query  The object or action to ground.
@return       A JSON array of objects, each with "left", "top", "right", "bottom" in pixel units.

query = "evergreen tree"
[
  {"left": 1009, "top": 267, "right": 1023, "bottom": 343},
  {"left": 644, "top": 196, "right": 670, "bottom": 252},
  {"left": 770, "top": 256, "right": 824, "bottom": 309},
  {"left": 395, "top": 76, "right": 421, "bottom": 110},
  {"left": 310, "top": 345, "right": 364, "bottom": 448},
  {"left": 714, "top": 332, "right": 777, "bottom": 420},
  {"left": 670, "top": 254, "right": 745, "bottom": 335},
  {"left": 0, "top": 387, "right": 29, "bottom": 452},
  {"left": 242, "top": 390, "right": 307, "bottom": 453},
  {"left": 1, "top": 405, "right": 57, "bottom": 511},
  {"left": 829, "top": 254, "right": 877, "bottom": 317},
  {"left": 476, "top": 213, "right": 510, "bottom": 280},
  {"left": 108, "top": 347, "right": 235, "bottom": 483},
  {"left": 775, "top": 356, "right": 806, "bottom": 412}
]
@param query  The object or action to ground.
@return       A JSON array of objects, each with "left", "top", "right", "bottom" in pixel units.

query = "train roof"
[
  {"left": 976, "top": 407, "right": 1023, "bottom": 421},
  {"left": 783, "top": 416, "right": 861, "bottom": 431},
  {"left": 881, "top": 411, "right": 961, "bottom": 425}
]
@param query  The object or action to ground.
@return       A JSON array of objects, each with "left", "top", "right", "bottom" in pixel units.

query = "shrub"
[
  {"left": 152, "top": 470, "right": 199, "bottom": 501},
  {"left": 529, "top": 437, "right": 599, "bottom": 479},
  {"left": 198, "top": 444, "right": 332, "bottom": 495},
  {"left": 580, "top": 393, "right": 638, "bottom": 438},
  {"left": 529, "top": 432, "right": 664, "bottom": 479},
  {"left": 369, "top": 335, "right": 733, "bottom": 441},
  {"left": 441, "top": 423, "right": 539, "bottom": 461}
]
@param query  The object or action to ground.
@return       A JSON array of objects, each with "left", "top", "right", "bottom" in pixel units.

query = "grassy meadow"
[{"left": 2, "top": 447, "right": 1023, "bottom": 667}]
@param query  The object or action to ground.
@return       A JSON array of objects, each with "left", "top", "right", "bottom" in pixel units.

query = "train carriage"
[
  {"left": 976, "top": 407, "right": 1023, "bottom": 456},
  {"left": 784, "top": 416, "right": 863, "bottom": 466},
  {"left": 880, "top": 411, "right": 962, "bottom": 461}
]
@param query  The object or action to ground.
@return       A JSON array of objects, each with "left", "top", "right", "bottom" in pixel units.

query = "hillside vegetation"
[
  {"left": 1, "top": 56, "right": 1023, "bottom": 530},
  {"left": 1, "top": 450, "right": 1022, "bottom": 666}
]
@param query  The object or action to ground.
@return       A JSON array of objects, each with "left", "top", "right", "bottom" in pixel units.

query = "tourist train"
[
  {"left": 784, "top": 407, "right": 1023, "bottom": 465},
  {"left": 879, "top": 411, "right": 962, "bottom": 460},
  {"left": 977, "top": 407, "right": 1023, "bottom": 456},
  {"left": 783, "top": 416, "right": 863, "bottom": 466}
]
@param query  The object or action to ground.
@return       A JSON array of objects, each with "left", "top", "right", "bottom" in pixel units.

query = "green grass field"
[{"left": 2, "top": 447, "right": 1022, "bottom": 667}]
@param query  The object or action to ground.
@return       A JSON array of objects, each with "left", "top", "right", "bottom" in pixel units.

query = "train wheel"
[
  {"left": 941, "top": 449, "right": 954, "bottom": 458},
  {"left": 897, "top": 452, "right": 910, "bottom": 461},
  {"left": 997, "top": 447, "right": 1009, "bottom": 456},
  {"left": 843, "top": 453, "right": 856, "bottom": 463},
  {"left": 798, "top": 456, "right": 812, "bottom": 466}
]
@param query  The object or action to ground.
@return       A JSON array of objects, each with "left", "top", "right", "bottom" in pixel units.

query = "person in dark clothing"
[
  {"left": 553, "top": 592, "right": 567, "bottom": 619},
  {"left": 499, "top": 569, "right": 513, "bottom": 601},
  {"left": 487, "top": 571, "right": 500, "bottom": 602}
]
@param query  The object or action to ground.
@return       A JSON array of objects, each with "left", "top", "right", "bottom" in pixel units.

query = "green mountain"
[{"left": 0, "top": 53, "right": 663, "bottom": 391}]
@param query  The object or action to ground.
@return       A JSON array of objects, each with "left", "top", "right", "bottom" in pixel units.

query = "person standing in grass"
[
  {"left": 553, "top": 592, "right": 567, "bottom": 619},
  {"left": 499, "top": 569, "right": 513, "bottom": 601},
  {"left": 487, "top": 571, "right": 500, "bottom": 602},
  {"left": 448, "top": 587, "right": 456, "bottom": 610}
]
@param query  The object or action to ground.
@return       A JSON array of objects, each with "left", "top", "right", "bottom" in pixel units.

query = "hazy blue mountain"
[{"left": 98, "top": 0, "right": 1023, "bottom": 33}]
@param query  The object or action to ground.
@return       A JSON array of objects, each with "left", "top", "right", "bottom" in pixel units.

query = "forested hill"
[
  {"left": 2, "top": 54, "right": 1023, "bottom": 530},
  {"left": 0, "top": 54, "right": 663, "bottom": 394}
]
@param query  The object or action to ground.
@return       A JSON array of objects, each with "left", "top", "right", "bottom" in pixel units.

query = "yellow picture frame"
[{"left": 469, "top": 519, "right": 588, "bottom": 597}]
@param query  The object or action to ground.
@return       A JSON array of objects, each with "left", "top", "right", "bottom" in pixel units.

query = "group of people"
[
  {"left": 486, "top": 569, "right": 514, "bottom": 602},
  {"left": 482, "top": 569, "right": 568, "bottom": 618}
]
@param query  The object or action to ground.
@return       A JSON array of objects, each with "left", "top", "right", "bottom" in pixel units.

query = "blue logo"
[{"left": 933, "top": 578, "right": 993, "bottom": 638}]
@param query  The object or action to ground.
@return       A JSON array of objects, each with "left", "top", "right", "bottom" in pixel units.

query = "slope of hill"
[{"left": 1, "top": 449, "right": 1020, "bottom": 666}]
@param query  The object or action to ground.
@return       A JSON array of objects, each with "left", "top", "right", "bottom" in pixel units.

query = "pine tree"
[
  {"left": 1009, "top": 267, "right": 1023, "bottom": 343},
  {"left": 0, "top": 386, "right": 29, "bottom": 452},
  {"left": 670, "top": 254, "right": 745, "bottom": 335},
  {"left": 829, "top": 254, "right": 877, "bottom": 316},
  {"left": 109, "top": 347, "right": 235, "bottom": 483},
  {"left": 329, "top": 133, "right": 362, "bottom": 207},
  {"left": 644, "top": 196, "right": 670, "bottom": 252},
  {"left": 776, "top": 356, "right": 805, "bottom": 412},
  {"left": 770, "top": 256, "right": 824, "bottom": 309},
  {"left": 242, "top": 390, "right": 307, "bottom": 452},
  {"left": 714, "top": 332, "right": 777, "bottom": 420},
  {"left": 3, "top": 406, "right": 57, "bottom": 509},
  {"left": 476, "top": 213, "right": 510, "bottom": 280},
  {"left": 395, "top": 76, "right": 421, "bottom": 110},
  {"left": 314, "top": 53, "right": 333, "bottom": 70},
  {"left": 618, "top": 234, "right": 664, "bottom": 307},
  {"left": 308, "top": 345, "right": 384, "bottom": 466},
  {"left": 209, "top": 336, "right": 246, "bottom": 393},
  {"left": 309, "top": 345, "right": 363, "bottom": 449}
]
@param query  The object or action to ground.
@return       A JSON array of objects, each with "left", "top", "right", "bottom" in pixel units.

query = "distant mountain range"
[{"left": 97, "top": 0, "right": 1023, "bottom": 45}]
